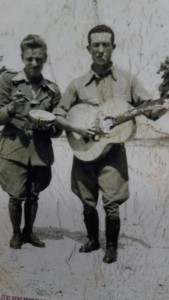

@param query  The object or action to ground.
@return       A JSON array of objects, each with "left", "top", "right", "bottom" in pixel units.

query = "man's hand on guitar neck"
[
  {"left": 144, "top": 97, "right": 169, "bottom": 120},
  {"left": 131, "top": 97, "right": 169, "bottom": 121}
]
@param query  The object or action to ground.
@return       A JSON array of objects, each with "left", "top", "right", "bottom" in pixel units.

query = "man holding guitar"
[{"left": 54, "top": 25, "right": 158, "bottom": 263}]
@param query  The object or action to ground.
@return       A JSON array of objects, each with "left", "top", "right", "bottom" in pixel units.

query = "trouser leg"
[
  {"left": 0, "top": 159, "right": 27, "bottom": 249},
  {"left": 8, "top": 198, "right": 23, "bottom": 249},
  {"left": 103, "top": 216, "right": 120, "bottom": 263},
  {"left": 97, "top": 145, "right": 129, "bottom": 263},
  {"left": 22, "top": 165, "right": 51, "bottom": 248},
  {"left": 23, "top": 197, "right": 38, "bottom": 234},
  {"left": 22, "top": 197, "right": 45, "bottom": 248},
  {"left": 79, "top": 206, "right": 100, "bottom": 253},
  {"left": 101, "top": 201, "right": 121, "bottom": 263},
  {"left": 71, "top": 157, "right": 100, "bottom": 253}
]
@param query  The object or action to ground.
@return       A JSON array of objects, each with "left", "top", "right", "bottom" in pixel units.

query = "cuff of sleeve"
[
  {"left": 50, "top": 125, "right": 63, "bottom": 138},
  {"left": 53, "top": 107, "right": 67, "bottom": 118}
]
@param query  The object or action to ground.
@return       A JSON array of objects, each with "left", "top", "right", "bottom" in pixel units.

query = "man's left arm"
[{"left": 131, "top": 76, "right": 166, "bottom": 120}]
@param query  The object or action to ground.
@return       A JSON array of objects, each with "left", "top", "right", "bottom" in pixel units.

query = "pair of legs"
[
  {"left": 71, "top": 144, "right": 129, "bottom": 263},
  {"left": 9, "top": 196, "right": 43, "bottom": 249},
  {"left": 0, "top": 158, "right": 51, "bottom": 249}
]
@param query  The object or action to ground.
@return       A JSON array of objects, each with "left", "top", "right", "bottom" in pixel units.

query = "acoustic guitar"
[{"left": 66, "top": 97, "right": 169, "bottom": 161}]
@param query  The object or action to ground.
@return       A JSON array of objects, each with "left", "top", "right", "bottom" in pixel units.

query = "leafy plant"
[{"left": 157, "top": 57, "right": 169, "bottom": 97}]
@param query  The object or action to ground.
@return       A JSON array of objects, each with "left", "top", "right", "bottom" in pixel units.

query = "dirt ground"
[{"left": 0, "top": 138, "right": 169, "bottom": 300}]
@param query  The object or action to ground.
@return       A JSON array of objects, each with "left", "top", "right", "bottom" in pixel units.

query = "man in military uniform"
[
  {"left": 54, "top": 25, "right": 153, "bottom": 263},
  {"left": 0, "top": 34, "right": 61, "bottom": 249}
]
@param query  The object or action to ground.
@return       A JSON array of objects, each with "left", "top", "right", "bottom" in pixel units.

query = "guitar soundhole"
[
  {"left": 100, "top": 117, "right": 115, "bottom": 133},
  {"left": 83, "top": 136, "right": 90, "bottom": 143}
]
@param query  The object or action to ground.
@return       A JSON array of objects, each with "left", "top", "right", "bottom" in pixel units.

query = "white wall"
[{"left": 0, "top": 0, "right": 168, "bottom": 95}]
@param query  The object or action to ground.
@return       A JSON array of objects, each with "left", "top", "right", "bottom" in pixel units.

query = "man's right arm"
[
  {"left": 54, "top": 81, "right": 83, "bottom": 133},
  {"left": 0, "top": 72, "right": 15, "bottom": 125},
  {"left": 0, "top": 72, "right": 26, "bottom": 125},
  {"left": 54, "top": 80, "right": 98, "bottom": 137}
]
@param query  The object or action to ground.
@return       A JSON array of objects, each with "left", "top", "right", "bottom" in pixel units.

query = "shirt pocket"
[
  {"left": 77, "top": 95, "right": 99, "bottom": 106},
  {"left": 0, "top": 136, "right": 22, "bottom": 156}
]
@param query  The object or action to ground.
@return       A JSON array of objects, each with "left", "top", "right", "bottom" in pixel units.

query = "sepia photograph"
[{"left": 0, "top": 0, "right": 169, "bottom": 299}]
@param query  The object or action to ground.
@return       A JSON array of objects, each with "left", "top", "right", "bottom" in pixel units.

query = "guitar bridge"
[{"left": 83, "top": 136, "right": 90, "bottom": 143}]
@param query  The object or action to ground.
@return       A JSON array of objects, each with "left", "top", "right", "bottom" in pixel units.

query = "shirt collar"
[
  {"left": 85, "top": 63, "right": 117, "bottom": 86},
  {"left": 11, "top": 69, "right": 29, "bottom": 83},
  {"left": 11, "top": 69, "right": 56, "bottom": 93}
]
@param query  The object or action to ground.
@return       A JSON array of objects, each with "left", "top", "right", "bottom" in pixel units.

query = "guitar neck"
[{"left": 112, "top": 98, "right": 166, "bottom": 127}]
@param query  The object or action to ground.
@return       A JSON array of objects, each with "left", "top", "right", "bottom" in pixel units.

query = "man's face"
[
  {"left": 22, "top": 48, "right": 46, "bottom": 78},
  {"left": 87, "top": 32, "right": 115, "bottom": 66}
]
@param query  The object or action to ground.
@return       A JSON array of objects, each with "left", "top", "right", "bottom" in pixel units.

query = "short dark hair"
[
  {"left": 88, "top": 24, "right": 115, "bottom": 45},
  {"left": 20, "top": 34, "right": 47, "bottom": 55}
]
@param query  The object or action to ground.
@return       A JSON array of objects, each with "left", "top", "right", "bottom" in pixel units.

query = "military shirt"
[{"left": 0, "top": 70, "right": 61, "bottom": 165}]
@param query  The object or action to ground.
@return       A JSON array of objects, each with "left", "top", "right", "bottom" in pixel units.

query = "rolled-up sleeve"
[
  {"left": 131, "top": 76, "right": 152, "bottom": 107},
  {"left": 53, "top": 80, "right": 77, "bottom": 118}
]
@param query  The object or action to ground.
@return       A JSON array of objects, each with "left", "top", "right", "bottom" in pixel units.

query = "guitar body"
[{"left": 66, "top": 98, "right": 136, "bottom": 161}]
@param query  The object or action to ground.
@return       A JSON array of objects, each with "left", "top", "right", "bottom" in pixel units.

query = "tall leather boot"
[
  {"left": 8, "top": 198, "right": 22, "bottom": 249},
  {"left": 79, "top": 207, "right": 100, "bottom": 253},
  {"left": 103, "top": 217, "right": 120, "bottom": 263},
  {"left": 22, "top": 199, "right": 45, "bottom": 248}
]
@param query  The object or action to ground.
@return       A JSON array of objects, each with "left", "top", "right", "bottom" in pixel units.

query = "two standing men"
[{"left": 0, "top": 25, "right": 155, "bottom": 264}]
